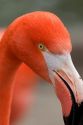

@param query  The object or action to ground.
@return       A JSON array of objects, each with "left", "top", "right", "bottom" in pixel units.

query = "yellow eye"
[{"left": 38, "top": 43, "right": 45, "bottom": 51}]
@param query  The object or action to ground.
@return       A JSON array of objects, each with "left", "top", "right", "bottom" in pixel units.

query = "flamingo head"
[{"left": 7, "top": 11, "right": 83, "bottom": 125}]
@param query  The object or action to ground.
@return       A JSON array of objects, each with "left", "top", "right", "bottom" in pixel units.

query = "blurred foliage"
[
  {"left": 56, "top": 0, "right": 83, "bottom": 25},
  {"left": 0, "top": 0, "right": 83, "bottom": 26}
]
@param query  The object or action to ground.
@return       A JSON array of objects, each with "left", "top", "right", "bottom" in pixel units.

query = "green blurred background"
[
  {"left": 0, "top": 0, "right": 83, "bottom": 26},
  {"left": 0, "top": 0, "right": 83, "bottom": 125}
]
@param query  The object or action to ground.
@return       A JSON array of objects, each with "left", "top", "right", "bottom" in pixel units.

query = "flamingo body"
[{"left": 10, "top": 63, "right": 36, "bottom": 122}]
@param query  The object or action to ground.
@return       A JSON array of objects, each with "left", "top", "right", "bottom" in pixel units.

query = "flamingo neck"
[{"left": 0, "top": 41, "right": 21, "bottom": 125}]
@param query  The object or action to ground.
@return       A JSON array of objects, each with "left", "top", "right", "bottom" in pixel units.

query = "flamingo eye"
[{"left": 38, "top": 43, "right": 46, "bottom": 51}]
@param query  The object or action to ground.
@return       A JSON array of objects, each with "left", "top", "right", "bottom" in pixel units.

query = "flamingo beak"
[{"left": 42, "top": 52, "right": 83, "bottom": 104}]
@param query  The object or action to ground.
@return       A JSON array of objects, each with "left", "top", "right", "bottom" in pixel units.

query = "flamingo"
[
  {"left": 0, "top": 29, "right": 37, "bottom": 124},
  {"left": 0, "top": 11, "right": 83, "bottom": 125}
]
